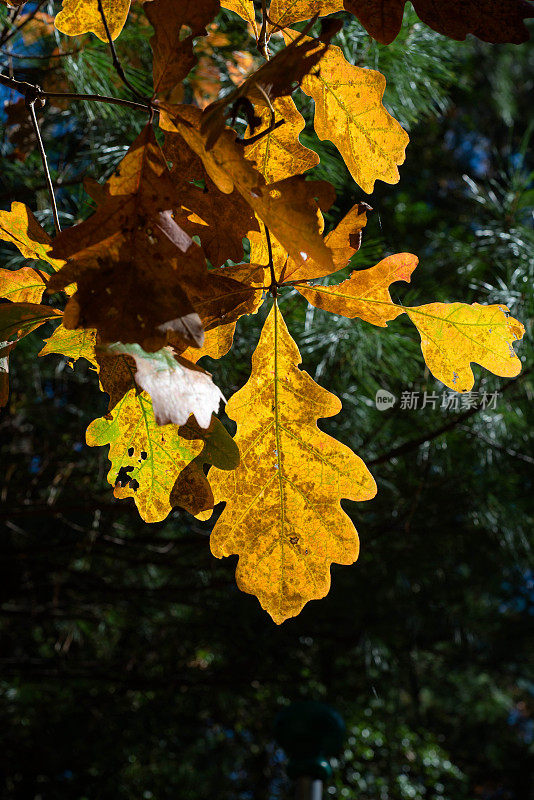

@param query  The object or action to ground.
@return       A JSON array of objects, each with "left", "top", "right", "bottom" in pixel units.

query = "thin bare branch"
[{"left": 26, "top": 95, "right": 61, "bottom": 233}]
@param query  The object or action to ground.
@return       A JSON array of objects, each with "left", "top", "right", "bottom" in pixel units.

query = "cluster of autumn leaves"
[{"left": 0, "top": 0, "right": 529, "bottom": 623}]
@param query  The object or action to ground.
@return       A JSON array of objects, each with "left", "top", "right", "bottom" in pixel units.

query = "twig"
[
  {"left": 0, "top": 47, "right": 79, "bottom": 59},
  {"left": 257, "top": 0, "right": 270, "bottom": 59},
  {"left": 0, "top": 0, "right": 48, "bottom": 48},
  {"left": 96, "top": 0, "right": 153, "bottom": 109},
  {"left": 240, "top": 116, "right": 284, "bottom": 146},
  {"left": 0, "top": 71, "right": 155, "bottom": 113},
  {"left": 0, "top": 3, "right": 22, "bottom": 47},
  {"left": 26, "top": 94, "right": 61, "bottom": 233}
]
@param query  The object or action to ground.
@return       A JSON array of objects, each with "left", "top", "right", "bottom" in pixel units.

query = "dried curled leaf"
[
  {"left": 406, "top": 302, "right": 525, "bottom": 392},
  {"left": 103, "top": 343, "right": 225, "bottom": 428},
  {"left": 343, "top": 0, "right": 534, "bottom": 45},
  {"left": 54, "top": 0, "right": 131, "bottom": 40},
  {"left": 86, "top": 389, "right": 204, "bottom": 523},
  {"left": 296, "top": 253, "right": 418, "bottom": 325},
  {"left": 284, "top": 32, "right": 409, "bottom": 194},
  {"left": 208, "top": 302, "right": 377, "bottom": 624}
]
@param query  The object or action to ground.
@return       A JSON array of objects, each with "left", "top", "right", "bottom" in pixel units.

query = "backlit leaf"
[
  {"left": 406, "top": 302, "right": 525, "bottom": 392},
  {"left": 268, "top": 0, "right": 344, "bottom": 30},
  {"left": 0, "top": 202, "right": 64, "bottom": 269},
  {"left": 220, "top": 0, "right": 257, "bottom": 36},
  {"left": 208, "top": 302, "right": 377, "bottom": 624},
  {"left": 285, "top": 33, "right": 409, "bottom": 193},
  {"left": 54, "top": 0, "right": 131, "bottom": 41},
  {"left": 296, "top": 253, "right": 418, "bottom": 325},
  {"left": 0, "top": 266, "right": 46, "bottom": 303},
  {"left": 86, "top": 389, "right": 203, "bottom": 523},
  {"left": 245, "top": 96, "right": 319, "bottom": 182},
  {"left": 39, "top": 324, "right": 97, "bottom": 367}
]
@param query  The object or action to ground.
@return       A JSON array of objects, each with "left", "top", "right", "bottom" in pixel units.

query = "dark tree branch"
[{"left": 0, "top": 70, "right": 155, "bottom": 113}]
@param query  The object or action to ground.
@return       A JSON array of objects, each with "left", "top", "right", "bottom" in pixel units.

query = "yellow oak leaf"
[
  {"left": 245, "top": 96, "right": 319, "bottom": 182},
  {"left": 86, "top": 388, "right": 203, "bottom": 523},
  {"left": 285, "top": 33, "right": 409, "bottom": 194},
  {"left": 0, "top": 266, "right": 46, "bottom": 303},
  {"left": 296, "top": 253, "right": 418, "bottom": 325},
  {"left": 0, "top": 202, "right": 64, "bottom": 269},
  {"left": 208, "top": 302, "right": 377, "bottom": 624},
  {"left": 283, "top": 201, "right": 372, "bottom": 282},
  {"left": 54, "top": 0, "right": 131, "bottom": 41},
  {"left": 405, "top": 302, "right": 525, "bottom": 392},
  {"left": 39, "top": 324, "right": 97, "bottom": 367}
]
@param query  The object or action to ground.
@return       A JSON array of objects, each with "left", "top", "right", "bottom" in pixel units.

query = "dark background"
[{"left": 1, "top": 4, "right": 533, "bottom": 798}]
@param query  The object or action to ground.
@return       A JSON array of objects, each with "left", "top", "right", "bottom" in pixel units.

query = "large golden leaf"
[
  {"left": 54, "top": 0, "right": 131, "bottom": 40},
  {"left": 86, "top": 389, "right": 203, "bottom": 523},
  {"left": 0, "top": 202, "right": 64, "bottom": 269},
  {"left": 296, "top": 253, "right": 418, "bottom": 325},
  {"left": 406, "top": 302, "right": 525, "bottom": 392},
  {"left": 208, "top": 302, "right": 377, "bottom": 624},
  {"left": 286, "top": 34, "right": 409, "bottom": 194}
]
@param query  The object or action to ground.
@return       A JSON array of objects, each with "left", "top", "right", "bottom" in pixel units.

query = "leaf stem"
[
  {"left": 265, "top": 226, "right": 277, "bottom": 297},
  {"left": 26, "top": 95, "right": 61, "bottom": 234}
]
